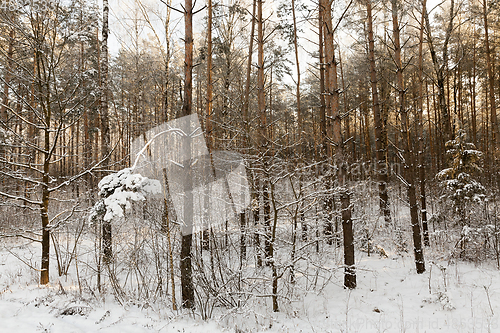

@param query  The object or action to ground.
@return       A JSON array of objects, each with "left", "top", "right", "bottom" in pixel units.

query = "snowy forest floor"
[{"left": 1, "top": 241, "right": 499, "bottom": 332}]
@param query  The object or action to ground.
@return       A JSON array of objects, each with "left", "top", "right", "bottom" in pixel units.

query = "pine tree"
[{"left": 437, "top": 130, "right": 485, "bottom": 226}]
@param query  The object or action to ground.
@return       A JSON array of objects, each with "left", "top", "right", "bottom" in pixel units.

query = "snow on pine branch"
[{"left": 90, "top": 168, "right": 161, "bottom": 223}]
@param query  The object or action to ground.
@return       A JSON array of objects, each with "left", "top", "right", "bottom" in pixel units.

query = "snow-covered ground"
[{"left": 1, "top": 240, "right": 499, "bottom": 333}]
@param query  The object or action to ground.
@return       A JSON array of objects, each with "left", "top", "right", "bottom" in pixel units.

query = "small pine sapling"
[
  {"left": 436, "top": 130, "right": 486, "bottom": 227},
  {"left": 90, "top": 168, "right": 162, "bottom": 223}
]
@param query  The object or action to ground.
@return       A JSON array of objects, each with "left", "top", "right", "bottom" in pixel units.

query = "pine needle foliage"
[{"left": 436, "top": 130, "right": 486, "bottom": 225}]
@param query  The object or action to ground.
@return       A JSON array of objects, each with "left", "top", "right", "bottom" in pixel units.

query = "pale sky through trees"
[
  {"left": 102, "top": 0, "right": 445, "bottom": 88},
  {"left": 102, "top": 0, "right": 315, "bottom": 83}
]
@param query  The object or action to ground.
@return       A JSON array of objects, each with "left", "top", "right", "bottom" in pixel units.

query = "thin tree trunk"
[
  {"left": 100, "top": 2, "right": 110, "bottom": 161},
  {"left": 321, "top": 0, "right": 334, "bottom": 243},
  {"left": 1, "top": 28, "right": 14, "bottom": 124},
  {"left": 322, "top": 0, "right": 338, "bottom": 161},
  {"left": 240, "top": 211, "right": 246, "bottom": 262},
  {"left": 201, "top": 0, "right": 214, "bottom": 254},
  {"left": 164, "top": 0, "right": 172, "bottom": 122},
  {"left": 41, "top": 159, "right": 51, "bottom": 285},
  {"left": 1, "top": 27, "right": 14, "bottom": 167},
  {"left": 257, "top": 0, "right": 274, "bottom": 307},
  {"left": 253, "top": 189, "right": 262, "bottom": 266},
  {"left": 257, "top": 0, "right": 265, "bottom": 146},
  {"left": 241, "top": 0, "right": 256, "bottom": 259},
  {"left": 270, "top": 183, "right": 279, "bottom": 312},
  {"left": 291, "top": 0, "right": 302, "bottom": 154},
  {"left": 323, "top": 0, "right": 333, "bottom": 161},
  {"left": 392, "top": 0, "right": 425, "bottom": 273},
  {"left": 366, "top": 0, "right": 391, "bottom": 224},
  {"left": 426, "top": 82, "right": 434, "bottom": 174},
  {"left": 37, "top": 45, "right": 52, "bottom": 284},
  {"left": 418, "top": 0, "right": 430, "bottom": 247},
  {"left": 243, "top": 0, "right": 256, "bottom": 143},
  {"left": 206, "top": 0, "right": 213, "bottom": 151},
  {"left": 424, "top": 0, "right": 454, "bottom": 143},
  {"left": 318, "top": 2, "right": 326, "bottom": 159},
  {"left": 339, "top": 51, "right": 351, "bottom": 165},
  {"left": 483, "top": 0, "right": 499, "bottom": 148},
  {"left": 256, "top": 0, "right": 270, "bottom": 263},
  {"left": 361, "top": 80, "right": 372, "bottom": 164},
  {"left": 162, "top": 169, "right": 177, "bottom": 310},
  {"left": 101, "top": 0, "right": 112, "bottom": 265},
  {"left": 472, "top": 27, "right": 477, "bottom": 146}
]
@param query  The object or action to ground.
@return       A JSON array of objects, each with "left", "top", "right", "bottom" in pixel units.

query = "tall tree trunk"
[
  {"left": 418, "top": 0, "right": 432, "bottom": 246},
  {"left": 257, "top": 0, "right": 265, "bottom": 147},
  {"left": 392, "top": 0, "right": 425, "bottom": 273},
  {"left": 180, "top": 0, "right": 195, "bottom": 309},
  {"left": 339, "top": 51, "right": 351, "bottom": 165},
  {"left": 203, "top": 0, "right": 214, "bottom": 253},
  {"left": 100, "top": 2, "right": 110, "bottom": 162},
  {"left": 426, "top": 82, "right": 434, "bottom": 172},
  {"left": 322, "top": 0, "right": 337, "bottom": 161},
  {"left": 37, "top": 45, "right": 52, "bottom": 284},
  {"left": 321, "top": 0, "right": 334, "bottom": 243},
  {"left": 366, "top": 0, "right": 391, "bottom": 224},
  {"left": 483, "top": 0, "right": 499, "bottom": 149},
  {"left": 418, "top": 0, "right": 430, "bottom": 246},
  {"left": 257, "top": 0, "right": 269, "bottom": 261},
  {"left": 424, "top": 0, "right": 454, "bottom": 144},
  {"left": 268, "top": 182, "right": 279, "bottom": 312},
  {"left": 40, "top": 142, "right": 51, "bottom": 285},
  {"left": 471, "top": 28, "right": 477, "bottom": 146},
  {"left": 162, "top": 169, "right": 177, "bottom": 310},
  {"left": 360, "top": 79, "right": 372, "bottom": 164},
  {"left": 257, "top": 0, "right": 274, "bottom": 308},
  {"left": 0, "top": 27, "right": 14, "bottom": 167},
  {"left": 1, "top": 28, "right": 14, "bottom": 125},
  {"left": 101, "top": 0, "right": 112, "bottom": 265},
  {"left": 318, "top": 2, "right": 326, "bottom": 159},
  {"left": 243, "top": 0, "right": 256, "bottom": 143},
  {"left": 243, "top": 0, "right": 257, "bottom": 265},
  {"left": 323, "top": 0, "right": 356, "bottom": 289},
  {"left": 291, "top": 0, "right": 302, "bottom": 155},
  {"left": 291, "top": 0, "right": 304, "bottom": 240},
  {"left": 206, "top": 0, "right": 213, "bottom": 150},
  {"left": 164, "top": 0, "right": 172, "bottom": 122}
]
